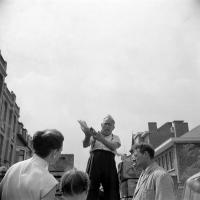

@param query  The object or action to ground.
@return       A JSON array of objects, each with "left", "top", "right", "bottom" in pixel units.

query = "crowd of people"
[{"left": 0, "top": 114, "right": 200, "bottom": 200}]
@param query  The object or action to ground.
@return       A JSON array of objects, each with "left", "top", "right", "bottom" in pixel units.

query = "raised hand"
[{"left": 78, "top": 120, "right": 91, "bottom": 136}]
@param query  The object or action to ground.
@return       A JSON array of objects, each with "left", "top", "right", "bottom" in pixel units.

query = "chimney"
[
  {"left": 148, "top": 122, "right": 157, "bottom": 134},
  {"left": 173, "top": 120, "right": 189, "bottom": 137}
]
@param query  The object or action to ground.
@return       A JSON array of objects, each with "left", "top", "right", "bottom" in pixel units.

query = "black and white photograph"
[{"left": 0, "top": 0, "right": 200, "bottom": 199}]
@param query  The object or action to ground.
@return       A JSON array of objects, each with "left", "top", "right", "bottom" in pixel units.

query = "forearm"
[
  {"left": 99, "top": 137, "right": 120, "bottom": 151},
  {"left": 83, "top": 135, "right": 91, "bottom": 148}
]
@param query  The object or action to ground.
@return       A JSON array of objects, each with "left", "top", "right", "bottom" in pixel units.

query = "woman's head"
[
  {"left": 33, "top": 129, "right": 64, "bottom": 160},
  {"left": 61, "top": 169, "right": 90, "bottom": 200}
]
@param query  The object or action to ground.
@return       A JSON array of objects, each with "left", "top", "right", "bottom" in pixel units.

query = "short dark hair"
[
  {"left": 61, "top": 169, "right": 90, "bottom": 197},
  {"left": 33, "top": 129, "right": 64, "bottom": 158},
  {"left": 133, "top": 143, "right": 155, "bottom": 159}
]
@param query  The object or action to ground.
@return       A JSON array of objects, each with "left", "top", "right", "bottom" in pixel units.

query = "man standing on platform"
[{"left": 78, "top": 115, "right": 121, "bottom": 200}]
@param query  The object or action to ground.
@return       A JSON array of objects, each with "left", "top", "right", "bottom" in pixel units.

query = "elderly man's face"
[{"left": 101, "top": 118, "right": 115, "bottom": 136}]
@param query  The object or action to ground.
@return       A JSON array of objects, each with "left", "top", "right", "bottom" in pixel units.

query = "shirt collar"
[
  {"left": 143, "top": 161, "right": 158, "bottom": 175},
  {"left": 32, "top": 154, "right": 49, "bottom": 170}
]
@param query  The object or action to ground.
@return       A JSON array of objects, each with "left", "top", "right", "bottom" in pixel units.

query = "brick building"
[
  {"left": 0, "top": 51, "right": 33, "bottom": 168},
  {"left": 134, "top": 120, "right": 189, "bottom": 148},
  {"left": 0, "top": 83, "right": 20, "bottom": 167},
  {"left": 15, "top": 122, "right": 33, "bottom": 162},
  {"left": 0, "top": 50, "right": 7, "bottom": 99}
]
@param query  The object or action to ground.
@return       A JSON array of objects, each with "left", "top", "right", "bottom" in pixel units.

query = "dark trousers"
[{"left": 86, "top": 150, "right": 120, "bottom": 200}]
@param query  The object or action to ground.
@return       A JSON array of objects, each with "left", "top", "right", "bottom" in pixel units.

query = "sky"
[{"left": 0, "top": 0, "right": 200, "bottom": 170}]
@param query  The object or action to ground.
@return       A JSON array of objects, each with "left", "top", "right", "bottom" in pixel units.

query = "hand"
[
  {"left": 78, "top": 120, "right": 91, "bottom": 136},
  {"left": 92, "top": 131, "right": 104, "bottom": 142}
]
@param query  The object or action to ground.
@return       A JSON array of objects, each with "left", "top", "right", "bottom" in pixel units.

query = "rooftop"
[{"left": 181, "top": 125, "right": 200, "bottom": 138}]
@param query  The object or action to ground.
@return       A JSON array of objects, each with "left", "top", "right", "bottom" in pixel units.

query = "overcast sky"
[{"left": 0, "top": 0, "right": 200, "bottom": 170}]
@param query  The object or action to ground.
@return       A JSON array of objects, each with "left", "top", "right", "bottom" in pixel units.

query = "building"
[
  {"left": 0, "top": 50, "right": 7, "bottom": 166},
  {"left": 0, "top": 50, "right": 7, "bottom": 99},
  {"left": 15, "top": 122, "right": 33, "bottom": 162},
  {"left": 0, "top": 83, "right": 20, "bottom": 167},
  {"left": 133, "top": 121, "right": 189, "bottom": 148},
  {"left": 0, "top": 51, "right": 33, "bottom": 168},
  {"left": 49, "top": 154, "right": 74, "bottom": 198},
  {"left": 154, "top": 125, "right": 200, "bottom": 199}
]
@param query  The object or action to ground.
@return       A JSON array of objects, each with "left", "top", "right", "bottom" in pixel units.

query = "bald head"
[
  {"left": 101, "top": 115, "right": 115, "bottom": 136},
  {"left": 103, "top": 115, "right": 115, "bottom": 125}
]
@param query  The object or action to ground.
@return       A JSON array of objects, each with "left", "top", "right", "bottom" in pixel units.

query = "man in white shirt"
[
  {"left": 0, "top": 129, "right": 64, "bottom": 200},
  {"left": 79, "top": 115, "right": 121, "bottom": 200}
]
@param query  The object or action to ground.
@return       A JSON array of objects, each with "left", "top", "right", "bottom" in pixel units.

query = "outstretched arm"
[
  {"left": 83, "top": 134, "right": 91, "bottom": 148},
  {"left": 78, "top": 120, "right": 92, "bottom": 148}
]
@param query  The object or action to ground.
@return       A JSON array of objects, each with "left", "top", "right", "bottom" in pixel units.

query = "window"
[
  {"left": 162, "top": 156, "right": 166, "bottom": 169},
  {"left": 7, "top": 127, "right": 11, "bottom": 137},
  {"left": 158, "top": 157, "right": 161, "bottom": 166},
  {"left": 3, "top": 101, "right": 7, "bottom": 122},
  {"left": 9, "top": 145, "right": 13, "bottom": 163},
  {"left": 17, "top": 149, "right": 25, "bottom": 162},
  {"left": 0, "top": 74, "right": 3, "bottom": 96},
  {"left": 4, "top": 140, "right": 9, "bottom": 162},
  {"left": 165, "top": 154, "right": 169, "bottom": 170},
  {"left": 0, "top": 135, "right": 4, "bottom": 157},
  {"left": 169, "top": 151, "right": 174, "bottom": 169},
  {"left": 13, "top": 116, "right": 16, "bottom": 132},
  {"left": 8, "top": 109, "right": 13, "bottom": 125},
  {"left": 159, "top": 156, "right": 163, "bottom": 167}
]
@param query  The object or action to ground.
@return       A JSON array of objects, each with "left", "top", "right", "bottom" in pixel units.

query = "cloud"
[{"left": 1, "top": 0, "right": 200, "bottom": 169}]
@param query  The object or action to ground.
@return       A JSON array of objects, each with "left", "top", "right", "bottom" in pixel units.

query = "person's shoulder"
[
  {"left": 40, "top": 172, "right": 58, "bottom": 197},
  {"left": 40, "top": 173, "right": 58, "bottom": 199},
  {"left": 43, "top": 171, "right": 58, "bottom": 184},
  {"left": 155, "top": 165, "right": 167, "bottom": 172},
  {"left": 152, "top": 166, "right": 173, "bottom": 183},
  {"left": 153, "top": 165, "right": 169, "bottom": 177},
  {"left": 2, "top": 159, "right": 31, "bottom": 179},
  {"left": 112, "top": 134, "right": 121, "bottom": 143},
  {"left": 112, "top": 133, "right": 120, "bottom": 139},
  {"left": 8, "top": 158, "right": 30, "bottom": 171}
]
